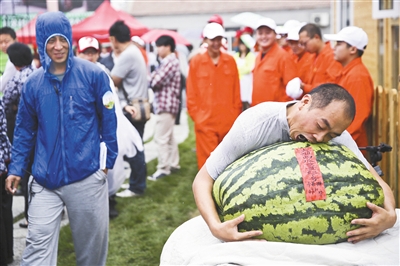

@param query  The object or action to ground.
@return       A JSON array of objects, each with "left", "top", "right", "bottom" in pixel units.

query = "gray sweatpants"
[{"left": 21, "top": 170, "right": 109, "bottom": 266}]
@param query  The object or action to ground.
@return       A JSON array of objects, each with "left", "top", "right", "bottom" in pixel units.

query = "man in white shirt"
[{"left": 192, "top": 83, "right": 396, "bottom": 244}]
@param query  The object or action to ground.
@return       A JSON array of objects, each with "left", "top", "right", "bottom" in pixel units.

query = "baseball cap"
[
  {"left": 78, "top": 36, "right": 99, "bottom": 53},
  {"left": 279, "top": 20, "right": 301, "bottom": 35},
  {"left": 255, "top": 17, "right": 276, "bottom": 31},
  {"left": 324, "top": 26, "right": 368, "bottom": 51},
  {"left": 287, "top": 27, "right": 301, "bottom": 41},
  {"left": 131, "top": 36, "right": 145, "bottom": 47},
  {"left": 203, "top": 22, "right": 225, "bottom": 39},
  {"left": 208, "top": 14, "right": 223, "bottom": 26}
]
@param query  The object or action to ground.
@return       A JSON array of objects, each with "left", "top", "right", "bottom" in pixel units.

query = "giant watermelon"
[{"left": 212, "top": 141, "right": 384, "bottom": 245}]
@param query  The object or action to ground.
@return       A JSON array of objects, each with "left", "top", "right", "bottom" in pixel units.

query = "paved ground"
[{"left": 9, "top": 110, "right": 189, "bottom": 265}]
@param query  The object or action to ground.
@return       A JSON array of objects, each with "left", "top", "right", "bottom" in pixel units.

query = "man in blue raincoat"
[{"left": 5, "top": 12, "right": 118, "bottom": 266}]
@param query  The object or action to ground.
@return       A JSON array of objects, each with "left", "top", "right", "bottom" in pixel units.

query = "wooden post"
[
  {"left": 383, "top": 18, "right": 392, "bottom": 89},
  {"left": 397, "top": 85, "right": 400, "bottom": 207},
  {"left": 381, "top": 88, "right": 390, "bottom": 183},
  {"left": 388, "top": 89, "right": 398, "bottom": 205}
]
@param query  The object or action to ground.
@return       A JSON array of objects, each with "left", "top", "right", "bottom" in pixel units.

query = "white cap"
[
  {"left": 287, "top": 27, "right": 301, "bottom": 41},
  {"left": 324, "top": 26, "right": 368, "bottom": 51},
  {"left": 78, "top": 36, "right": 99, "bottom": 53},
  {"left": 203, "top": 22, "right": 225, "bottom": 39},
  {"left": 131, "top": 36, "right": 145, "bottom": 47},
  {"left": 276, "top": 20, "right": 301, "bottom": 35},
  {"left": 255, "top": 17, "right": 276, "bottom": 31}
]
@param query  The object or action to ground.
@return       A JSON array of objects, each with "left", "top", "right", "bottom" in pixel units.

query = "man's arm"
[
  {"left": 192, "top": 165, "right": 263, "bottom": 242},
  {"left": 110, "top": 75, "right": 122, "bottom": 88},
  {"left": 346, "top": 164, "right": 397, "bottom": 243}
]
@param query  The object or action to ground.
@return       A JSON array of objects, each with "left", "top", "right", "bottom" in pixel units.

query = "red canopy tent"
[
  {"left": 16, "top": 14, "right": 39, "bottom": 45},
  {"left": 72, "top": 0, "right": 149, "bottom": 43}
]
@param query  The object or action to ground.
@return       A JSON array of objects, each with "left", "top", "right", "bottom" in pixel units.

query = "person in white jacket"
[{"left": 77, "top": 36, "right": 146, "bottom": 217}]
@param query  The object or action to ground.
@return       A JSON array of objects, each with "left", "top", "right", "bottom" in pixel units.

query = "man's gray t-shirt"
[
  {"left": 206, "top": 101, "right": 370, "bottom": 180},
  {"left": 111, "top": 44, "right": 148, "bottom": 108}
]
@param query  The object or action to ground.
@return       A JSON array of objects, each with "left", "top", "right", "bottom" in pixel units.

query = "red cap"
[
  {"left": 208, "top": 14, "right": 223, "bottom": 26},
  {"left": 235, "top": 29, "right": 243, "bottom": 38},
  {"left": 242, "top": 27, "right": 254, "bottom": 35}
]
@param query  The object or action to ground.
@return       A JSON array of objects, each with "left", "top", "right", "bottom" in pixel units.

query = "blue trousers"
[{"left": 125, "top": 149, "right": 147, "bottom": 194}]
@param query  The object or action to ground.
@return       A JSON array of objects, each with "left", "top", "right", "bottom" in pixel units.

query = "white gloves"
[{"left": 286, "top": 77, "right": 303, "bottom": 100}]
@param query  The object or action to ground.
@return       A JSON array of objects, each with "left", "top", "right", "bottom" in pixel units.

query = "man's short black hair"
[
  {"left": 0, "top": 26, "right": 17, "bottom": 39},
  {"left": 309, "top": 83, "right": 356, "bottom": 122},
  {"left": 155, "top": 35, "right": 176, "bottom": 53},
  {"left": 109, "top": 21, "right": 131, "bottom": 43},
  {"left": 299, "top": 23, "right": 322, "bottom": 39},
  {"left": 7, "top": 42, "right": 33, "bottom": 67}
]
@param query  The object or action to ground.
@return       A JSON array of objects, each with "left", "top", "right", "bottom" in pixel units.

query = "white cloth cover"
[
  {"left": 160, "top": 209, "right": 400, "bottom": 265},
  {"left": 286, "top": 77, "right": 303, "bottom": 100}
]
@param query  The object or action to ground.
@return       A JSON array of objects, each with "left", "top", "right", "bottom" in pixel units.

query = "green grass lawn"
[{"left": 57, "top": 118, "right": 199, "bottom": 266}]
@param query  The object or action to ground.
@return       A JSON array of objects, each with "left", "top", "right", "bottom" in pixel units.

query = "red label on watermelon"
[{"left": 295, "top": 147, "right": 326, "bottom": 202}]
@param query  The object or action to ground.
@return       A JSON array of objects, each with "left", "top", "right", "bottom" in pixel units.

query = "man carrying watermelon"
[{"left": 192, "top": 83, "right": 396, "bottom": 244}]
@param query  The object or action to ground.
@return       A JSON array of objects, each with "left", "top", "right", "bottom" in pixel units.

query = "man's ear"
[
  {"left": 299, "top": 94, "right": 311, "bottom": 109},
  {"left": 349, "top": 45, "right": 358, "bottom": 56}
]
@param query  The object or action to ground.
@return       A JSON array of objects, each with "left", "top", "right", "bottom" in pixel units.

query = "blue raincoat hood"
[{"left": 36, "top": 12, "right": 74, "bottom": 73}]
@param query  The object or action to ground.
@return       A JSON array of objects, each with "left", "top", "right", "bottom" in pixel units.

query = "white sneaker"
[
  {"left": 116, "top": 189, "right": 143, "bottom": 198},
  {"left": 120, "top": 183, "right": 129, "bottom": 189},
  {"left": 147, "top": 170, "right": 170, "bottom": 181}
]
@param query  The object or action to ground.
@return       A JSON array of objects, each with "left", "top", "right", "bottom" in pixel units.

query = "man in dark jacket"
[{"left": 5, "top": 12, "right": 118, "bottom": 266}]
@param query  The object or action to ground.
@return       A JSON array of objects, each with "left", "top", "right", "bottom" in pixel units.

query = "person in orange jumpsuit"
[
  {"left": 324, "top": 26, "right": 374, "bottom": 148},
  {"left": 252, "top": 17, "right": 297, "bottom": 106},
  {"left": 292, "top": 23, "right": 342, "bottom": 95},
  {"left": 286, "top": 26, "right": 315, "bottom": 98},
  {"left": 186, "top": 23, "right": 242, "bottom": 169},
  {"left": 131, "top": 36, "right": 149, "bottom": 66},
  {"left": 276, "top": 20, "right": 301, "bottom": 53}
]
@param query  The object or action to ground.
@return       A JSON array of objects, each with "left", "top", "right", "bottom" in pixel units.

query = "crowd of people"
[{"left": 0, "top": 10, "right": 396, "bottom": 266}]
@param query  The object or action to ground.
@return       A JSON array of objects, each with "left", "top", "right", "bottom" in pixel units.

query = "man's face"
[
  {"left": 109, "top": 36, "right": 120, "bottom": 54},
  {"left": 289, "top": 97, "right": 352, "bottom": 143},
  {"left": 78, "top": 48, "right": 99, "bottom": 63},
  {"left": 205, "top": 36, "right": 222, "bottom": 54},
  {"left": 334, "top": 41, "right": 352, "bottom": 64},
  {"left": 0, "top": 33, "right": 15, "bottom": 54},
  {"left": 298, "top": 31, "right": 318, "bottom": 53},
  {"left": 256, "top": 26, "right": 276, "bottom": 50},
  {"left": 46, "top": 35, "right": 69, "bottom": 64},
  {"left": 287, "top": 40, "right": 305, "bottom": 56}
]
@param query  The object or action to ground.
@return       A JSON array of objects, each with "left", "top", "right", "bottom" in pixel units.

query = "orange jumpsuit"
[
  {"left": 295, "top": 51, "right": 315, "bottom": 85},
  {"left": 139, "top": 46, "right": 148, "bottom": 66},
  {"left": 187, "top": 52, "right": 242, "bottom": 169},
  {"left": 302, "top": 42, "right": 342, "bottom": 93},
  {"left": 336, "top": 57, "right": 374, "bottom": 148},
  {"left": 252, "top": 42, "right": 297, "bottom": 106}
]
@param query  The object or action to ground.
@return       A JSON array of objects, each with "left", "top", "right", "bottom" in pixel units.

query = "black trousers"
[{"left": 0, "top": 172, "right": 13, "bottom": 265}]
